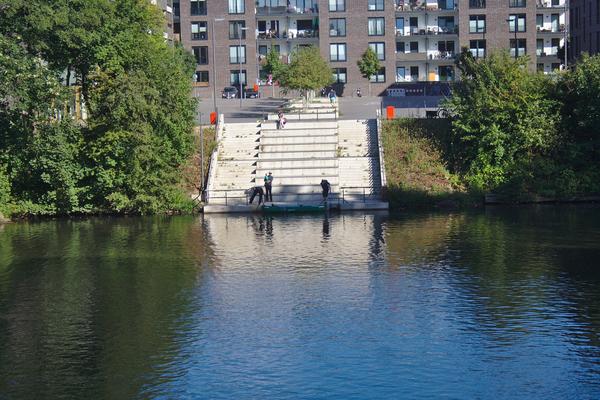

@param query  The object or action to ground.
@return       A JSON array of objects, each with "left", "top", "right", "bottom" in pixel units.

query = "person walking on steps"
[
  {"left": 328, "top": 89, "right": 337, "bottom": 105},
  {"left": 320, "top": 179, "right": 331, "bottom": 201},
  {"left": 246, "top": 186, "right": 264, "bottom": 205},
  {"left": 264, "top": 172, "right": 273, "bottom": 202}
]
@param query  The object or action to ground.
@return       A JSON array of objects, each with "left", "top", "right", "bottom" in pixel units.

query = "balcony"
[
  {"left": 536, "top": 25, "right": 566, "bottom": 34},
  {"left": 428, "top": 51, "right": 456, "bottom": 61},
  {"left": 395, "top": 1, "right": 458, "bottom": 12},
  {"left": 256, "top": 5, "right": 318, "bottom": 16},
  {"left": 396, "top": 52, "right": 428, "bottom": 61},
  {"left": 398, "top": 26, "right": 458, "bottom": 36},
  {"left": 257, "top": 30, "right": 319, "bottom": 41},
  {"left": 536, "top": 0, "right": 565, "bottom": 8}
]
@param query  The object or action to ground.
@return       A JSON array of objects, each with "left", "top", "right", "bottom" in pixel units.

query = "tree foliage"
[
  {"left": 262, "top": 48, "right": 285, "bottom": 81},
  {"left": 357, "top": 47, "right": 380, "bottom": 81},
  {"left": 444, "top": 51, "right": 560, "bottom": 191},
  {"left": 0, "top": 0, "right": 197, "bottom": 216},
  {"left": 278, "top": 46, "right": 333, "bottom": 97}
]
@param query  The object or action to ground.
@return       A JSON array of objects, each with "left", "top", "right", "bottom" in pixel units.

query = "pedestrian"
[
  {"left": 277, "top": 111, "right": 286, "bottom": 129},
  {"left": 321, "top": 87, "right": 326, "bottom": 97},
  {"left": 264, "top": 172, "right": 273, "bottom": 202},
  {"left": 328, "top": 88, "right": 337, "bottom": 104},
  {"left": 246, "top": 186, "right": 264, "bottom": 205},
  {"left": 320, "top": 179, "right": 331, "bottom": 201}
]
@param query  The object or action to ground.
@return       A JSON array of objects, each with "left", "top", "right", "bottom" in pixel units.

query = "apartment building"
[
  {"left": 151, "top": 0, "right": 175, "bottom": 41},
  {"left": 570, "top": 0, "right": 600, "bottom": 58},
  {"left": 176, "top": 0, "right": 567, "bottom": 99}
]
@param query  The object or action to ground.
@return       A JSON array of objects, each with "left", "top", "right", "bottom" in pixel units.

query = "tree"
[
  {"left": 262, "top": 48, "right": 285, "bottom": 97},
  {"left": 444, "top": 51, "right": 560, "bottom": 192},
  {"left": 357, "top": 47, "right": 380, "bottom": 96},
  {"left": 278, "top": 46, "right": 333, "bottom": 100}
]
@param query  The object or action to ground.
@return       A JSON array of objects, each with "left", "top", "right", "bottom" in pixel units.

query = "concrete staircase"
[{"left": 204, "top": 100, "right": 388, "bottom": 212}]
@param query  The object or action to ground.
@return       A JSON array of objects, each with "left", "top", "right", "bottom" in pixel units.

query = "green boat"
[{"left": 262, "top": 203, "right": 326, "bottom": 214}]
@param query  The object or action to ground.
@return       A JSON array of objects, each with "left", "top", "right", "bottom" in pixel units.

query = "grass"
[{"left": 381, "top": 118, "right": 481, "bottom": 209}]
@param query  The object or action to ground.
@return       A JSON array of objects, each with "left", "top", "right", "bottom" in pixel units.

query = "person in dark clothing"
[
  {"left": 247, "top": 186, "right": 264, "bottom": 205},
  {"left": 264, "top": 172, "right": 273, "bottom": 202},
  {"left": 320, "top": 179, "right": 331, "bottom": 200}
]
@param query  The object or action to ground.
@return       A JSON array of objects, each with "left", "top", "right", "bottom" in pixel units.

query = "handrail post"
[
  {"left": 225, "top": 191, "right": 228, "bottom": 206},
  {"left": 363, "top": 188, "right": 365, "bottom": 203}
]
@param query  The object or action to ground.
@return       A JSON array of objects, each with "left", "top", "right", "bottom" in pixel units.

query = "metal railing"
[
  {"left": 203, "top": 114, "right": 224, "bottom": 202},
  {"left": 205, "top": 189, "right": 349, "bottom": 206},
  {"left": 375, "top": 109, "right": 388, "bottom": 189}
]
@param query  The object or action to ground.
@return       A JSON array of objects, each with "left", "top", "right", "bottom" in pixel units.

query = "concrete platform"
[{"left": 203, "top": 201, "right": 389, "bottom": 213}]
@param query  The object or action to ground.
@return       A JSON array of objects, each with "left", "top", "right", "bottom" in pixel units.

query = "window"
[
  {"left": 369, "top": 42, "right": 385, "bottom": 60},
  {"left": 396, "top": 66, "right": 406, "bottom": 82},
  {"left": 536, "top": 14, "right": 543, "bottom": 30},
  {"left": 439, "top": 66, "right": 454, "bottom": 81},
  {"left": 229, "top": 45, "right": 246, "bottom": 64},
  {"left": 537, "top": 63, "right": 545, "bottom": 72},
  {"left": 410, "top": 66, "right": 419, "bottom": 80},
  {"left": 259, "top": 45, "right": 268, "bottom": 56},
  {"left": 551, "top": 38, "right": 560, "bottom": 54},
  {"left": 469, "top": 40, "right": 486, "bottom": 57},
  {"left": 194, "top": 71, "right": 209, "bottom": 83},
  {"left": 537, "top": 38, "right": 544, "bottom": 55},
  {"left": 368, "top": 18, "right": 385, "bottom": 35},
  {"left": 551, "top": 14, "right": 560, "bottom": 32},
  {"left": 469, "top": 15, "right": 486, "bottom": 33},
  {"left": 396, "top": 42, "right": 406, "bottom": 52},
  {"left": 370, "top": 67, "right": 386, "bottom": 83},
  {"left": 230, "top": 70, "right": 247, "bottom": 86},
  {"left": 229, "top": 21, "right": 246, "bottom": 39},
  {"left": 438, "top": 17, "right": 455, "bottom": 33},
  {"left": 191, "top": 22, "right": 207, "bottom": 40},
  {"left": 438, "top": 40, "right": 455, "bottom": 53},
  {"left": 368, "top": 0, "right": 384, "bottom": 11},
  {"left": 193, "top": 46, "right": 209, "bottom": 64},
  {"left": 551, "top": 63, "right": 561, "bottom": 71},
  {"left": 329, "top": 0, "right": 345, "bottom": 12},
  {"left": 510, "top": 38, "right": 527, "bottom": 56},
  {"left": 409, "top": 41, "right": 419, "bottom": 52},
  {"left": 330, "top": 18, "right": 346, "bottom": 36},
  {"left": 190, "top": 0, "right": 207, "bottom": 15},
  {"left": 396, "top": 17, "right": 404, "bottom": 35},
  {"left": 508, "top": 14, "right": 526, "bottom": 32},
  {"left": 228, "top": 0, "right": 244, "bottom": 14},
  {"left": 469, "top": 0, "right": 486, "bottom": 8},
  {"left": 509, "top": 0, "right": 526, "bottom": 7},
  {"left": 330, "top": 43, "right": 347, "bottom": 61},
  {"left": 332, "top": 68, "right": 347, "bottom": 83}
]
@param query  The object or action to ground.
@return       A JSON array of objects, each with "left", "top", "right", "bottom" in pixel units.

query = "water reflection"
[{"left": 0, "top": 208, "right": 599, "bottom": 399}]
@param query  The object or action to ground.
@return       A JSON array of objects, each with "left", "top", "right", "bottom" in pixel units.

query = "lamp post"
[
  {"left": 564, "top": 0, "right": 568, "bottom": 68},
  {"left": 507, "top": 16, "right": 518, "bottom": 58},
  {"left": 238, "top": 25, "right": 249, "bottom": 108},
  {"left": 211, "top": 18, "right": 225, "bottom": 114}
]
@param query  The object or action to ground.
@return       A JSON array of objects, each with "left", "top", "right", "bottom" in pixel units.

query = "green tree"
[
  {"left": 357, "top": 47, "right": 380, "bottom": 96},
  {"left": 262, "top": 48, "right": 285, "bottom": 81},
  {"left": 445, "top": 51, "right": 560, "bottom": 192},
  {"left": 278, "top": 46, "right": 333, "bottom": 100}
]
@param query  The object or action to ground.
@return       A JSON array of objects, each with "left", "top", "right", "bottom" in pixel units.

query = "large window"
[
  {"left": 396, "top": 67, "right": 406, "bottom": 82},
  {"left": 229, "top": 21, "right": 246, "bottom": 39},
  {"left": 438, "top": 16, "right": 455, "bottom": 32},
  {"left": 410, "top": 66, "right": 419, "bottom": 80},
  {"left": 329, "top": 0, "right": 345, "bottom": 12},
  {"left": 396, "top": 41, "right": 406, "bottom": 52},
  {"left": 229, "top": 45, "right": 246, "bottom": 64},
  {"left": 370, "top": 67, "right": 386, "bottom": 83},
  {"left": 368, "top": 18, "right": 385, "bottom": 36},
  {"left": 368, "top": 0, "right": 384, "bottom": 10},
  {"left": 438, "top": 40, "right": 455, "bottom": 53},
  {"left": 230, "top": 70, "right": 247, "bottom": 86},
  {"left": 191, "top": 22, "right": 207, "bottom": 40},
  {"left": 190, "top": 0, "right": 207, "bottom": 15},
  {"left": 409, "top": 41, "right": 419, "bottom": 52},
  {"left": 439, "top": 66, "right": 454, "bottom": 81},
  {"left": 228, "top": 0, "right": 244, "bottom": 14},
  {"left": 330, "top": 18, "right": 346, "bottom": 36},
  {"left": 510, "top": 38, "right": 527, "bottom": 56},
  {"left": 469, "top": 40, "right": 486, "bottom": 58},
  {"left": 469, "top": 0, "right": 486, "bottom": 7},
  {"left": 509, "top": 0, "right": 526, "bottom": 7},
  {"left": 332, "top": 68, "right": 347, "bottom": 83},
  {"left": 330, "top": 43, "right": 347, "bottom": 61},
  {"left": 508, "top": 14, "right": 526, "bottom": 32},
  {"left": 469, "top": 15, "right": 486, "bottom": 33},
  {"left": 536, "top": 14, "right": 543, "bottom": 30},
  {"left": 369, "top": 42, "right": 385, "bottom": 60},
  {"left": 193, "top": 46, "right": 209, "bottom": 64}
]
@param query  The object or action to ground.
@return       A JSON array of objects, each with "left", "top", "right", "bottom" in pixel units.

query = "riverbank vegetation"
[
  {"left": 383, "top": 51, "right": 600, "bottom": 208},
  {"left": 0, "top": 0, "right": 197, "bottom": 218}
]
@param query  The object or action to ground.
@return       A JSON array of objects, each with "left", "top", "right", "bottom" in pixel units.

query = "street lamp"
[
  {"left": 506, "top": 16, "right": 518, "bottom": 58},
  {"left": 211, "top": 18, "right": 225, "bottom": 114},
  {"left": 238, "top": 25, "right": 249, "bottom": 108}
]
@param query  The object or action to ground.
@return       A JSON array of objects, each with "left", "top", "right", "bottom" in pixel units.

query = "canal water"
[{"left": 1, "top": 207, "right": 600, "bottom": 399}]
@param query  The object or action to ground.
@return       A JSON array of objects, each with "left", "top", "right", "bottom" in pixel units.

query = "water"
[{"left": 1, "top": 207, "right": 600, "bottom": 399}]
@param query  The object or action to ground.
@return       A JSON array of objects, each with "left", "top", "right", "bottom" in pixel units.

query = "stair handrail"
[
  {"left": 375, "top": 110, "right": 388, "bottom": 189},
  {"left": 204, "top": 113, "right": 225, "bottom": 203}
]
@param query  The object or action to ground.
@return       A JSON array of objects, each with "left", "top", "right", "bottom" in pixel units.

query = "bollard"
[
  {"left": 386, "top": 106, "right": 395, "bottom": 120},
  {"left": 210, "top": 112, "right": 217, "bottom": 125}
]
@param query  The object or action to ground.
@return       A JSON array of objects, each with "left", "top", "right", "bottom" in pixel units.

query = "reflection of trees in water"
[
  {"left": 0, "top": 217, "right": 206, "bottom": 399},
  {"left": 383, "top": 208, "right": 600, "bottom": 353}
]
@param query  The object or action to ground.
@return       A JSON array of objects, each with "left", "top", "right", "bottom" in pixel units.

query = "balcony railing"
[
  {"left": 537, "top": 25, "right": 566, "bottom": 33},
  {"left": 256, "top": 5, "right": 318, "bottom": 15},
  {"left": 398, "top": 26, "right": 458, "bottom": 36},
  {"left": 536, "top": 0, "right": 564, "bottom": 8},
  {"left": 257, "top": 30, "right": 319, "bottom": 40},
  {"left": 395, "top": 2, "right": 458, "bottom": 11},
  {"left": 429, "top": 51, "right": 456, "bottom": 60}
]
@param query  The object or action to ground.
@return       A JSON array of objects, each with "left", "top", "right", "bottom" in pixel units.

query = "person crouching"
[{"left": 246, "top": 186, "right": 264, "bottom": 205}]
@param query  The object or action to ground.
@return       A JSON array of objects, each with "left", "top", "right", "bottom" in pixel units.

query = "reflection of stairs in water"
[{"left": 205, "top": 102, "right": 388, "bottom": 211}]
